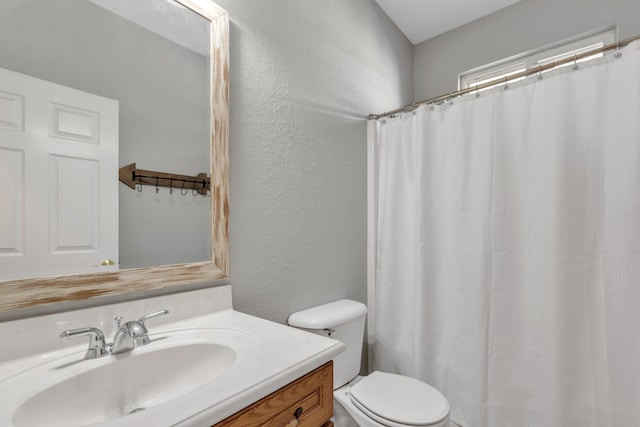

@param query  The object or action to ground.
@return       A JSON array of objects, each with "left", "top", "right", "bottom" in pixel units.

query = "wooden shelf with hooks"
[{"left": 118, "top": 163, "right": 210, "bottom": 195}]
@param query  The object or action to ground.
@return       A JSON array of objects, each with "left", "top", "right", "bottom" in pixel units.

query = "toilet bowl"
[
  {"left": 335, "top": 373, "right": 449, "bottom": 427},
  {"left": 288, "top": 299, "right": 449, "bottom": 427}
]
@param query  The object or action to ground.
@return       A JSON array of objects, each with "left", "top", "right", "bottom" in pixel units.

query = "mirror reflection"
[{"left": 0, "top": 0, "right": 213, "bottom": 280}]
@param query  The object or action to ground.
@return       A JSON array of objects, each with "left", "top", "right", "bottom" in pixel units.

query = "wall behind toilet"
[{"left": 213, "top": 0, "right": 413, "bottom": 322}]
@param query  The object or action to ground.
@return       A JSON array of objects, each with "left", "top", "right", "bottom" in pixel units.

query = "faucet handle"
[
  {"left": 138, "top": 309, "right": 169, "bottom": 326},
  {"left": 122, "top": 309, "right": 169, "bottom": 349},
  {"left": 60, "top": 327, "right": 110, "bottom": 359}
]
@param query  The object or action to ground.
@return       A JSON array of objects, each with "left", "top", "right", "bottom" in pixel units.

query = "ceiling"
[{"left": 374, "top": 0, "right": 525, "bottom": 45}]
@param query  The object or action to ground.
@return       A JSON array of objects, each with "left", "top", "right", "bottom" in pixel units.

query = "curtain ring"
[
  {"left": 537, "top": 65, "right": 543, "bottom": 80},
  {"left": 614, "top": 40, "right": 622, "bottom": 58},
  {"left": 475, "top": 84, "right": 480, "bottom": 98},
  {"left": 503, "top": 76, "right": 509, "bottom": 90},
  {"left": 572, "top": 54, "right": 579, "bottom": 70},
  {"left": 445, "top": 92, "right": 454, "bottom": 104},
  {"left": 614, "top": 30, "right": 622, "bottom": 58}
]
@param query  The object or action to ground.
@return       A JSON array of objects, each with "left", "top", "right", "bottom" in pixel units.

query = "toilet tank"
[{"left": 288, "top": 299, "right": 367, "bottom": 389}]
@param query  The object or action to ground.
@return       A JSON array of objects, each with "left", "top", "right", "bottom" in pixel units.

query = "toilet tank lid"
[{"left": 288, "top": 299, "right": 367, "bottom": 329}]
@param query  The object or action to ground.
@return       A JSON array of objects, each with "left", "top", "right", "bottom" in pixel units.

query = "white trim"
[{"left": 459, "top": 27, "right": 616, "bottom": 90}]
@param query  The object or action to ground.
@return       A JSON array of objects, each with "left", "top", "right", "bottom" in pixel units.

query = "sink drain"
[{"left": 129, "top": 408, "right": 146, "bottom": 414}]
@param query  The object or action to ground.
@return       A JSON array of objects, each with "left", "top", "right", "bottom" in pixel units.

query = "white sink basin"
[
  {"left": 3, "top": 328, "right": 255, "bottom": 427},
  {"left": 0, "top": 309, "right": 344, "bottom": 427}
]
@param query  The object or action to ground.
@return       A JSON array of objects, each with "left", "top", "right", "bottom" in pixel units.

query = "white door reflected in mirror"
[{"left": 0, "top": 68, "right": 119, "bottom": 280}]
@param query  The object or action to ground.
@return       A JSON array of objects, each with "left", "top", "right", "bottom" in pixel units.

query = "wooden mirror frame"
[{"left": 0, "top": 0, "right": 229, "bottom": 313}]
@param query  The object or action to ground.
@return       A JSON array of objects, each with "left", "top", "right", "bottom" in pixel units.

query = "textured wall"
[
  {"left": 414, "top": 0, "right": 640, "bottom": 100},
  {"left": 0, "top": 0, "right": 412, "bottom": 322},
  {"left": 209, "top": 0, "right": 414, "bottom": 322}
]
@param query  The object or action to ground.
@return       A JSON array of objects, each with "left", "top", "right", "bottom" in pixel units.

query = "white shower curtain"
[{"left": 370, "top": 41, "right": 640, "bottom": 427}]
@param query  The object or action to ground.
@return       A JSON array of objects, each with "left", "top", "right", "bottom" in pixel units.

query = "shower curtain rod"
[{"left": 369, "top": 35, "right": 640, "bottom": 120}]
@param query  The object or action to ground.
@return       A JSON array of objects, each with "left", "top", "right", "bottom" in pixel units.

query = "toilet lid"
[{"left": 349, "top": 371, "right": 449, "bottom": 427}]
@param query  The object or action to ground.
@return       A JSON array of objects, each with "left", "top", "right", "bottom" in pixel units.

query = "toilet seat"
[{"left": 348, "top": 371, "right": 449, "bottom": 427}]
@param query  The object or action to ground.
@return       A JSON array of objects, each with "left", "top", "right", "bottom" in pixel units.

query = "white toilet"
[{"left": 288, "top": 299, "right": 450, "bottom": 427}]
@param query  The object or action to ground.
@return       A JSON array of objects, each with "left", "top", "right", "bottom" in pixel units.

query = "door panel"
[
  {"left": 0, "top": 68, "right": 118, "bottom": 280},
  {"left": 0, "top": 148, "right": 24, "bottom": 255}
]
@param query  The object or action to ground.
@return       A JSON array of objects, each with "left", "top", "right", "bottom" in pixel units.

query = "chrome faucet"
[
  {"left": 59, "top": 309, "right": 169, "bottom": 359},
  {"left": 112, "top": 309, "right": 169, "bottom": 354}
]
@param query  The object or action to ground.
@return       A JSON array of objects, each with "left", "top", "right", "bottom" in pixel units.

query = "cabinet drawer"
[{"left": 214, "top": 361, "right": 333, "bottom": 427}]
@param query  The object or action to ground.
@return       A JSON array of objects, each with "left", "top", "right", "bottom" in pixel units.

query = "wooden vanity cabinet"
[{"left": 214, "top": 361, "right": 334, "bottom": 427}]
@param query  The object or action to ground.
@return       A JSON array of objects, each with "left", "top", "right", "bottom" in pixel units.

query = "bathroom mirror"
[{"left": 0, "top": 0, "right": 229, "bottom": 312}]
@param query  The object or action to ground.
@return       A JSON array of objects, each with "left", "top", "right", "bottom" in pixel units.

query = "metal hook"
[
  {"left": 572, "top": 54, "right": 579, "bottom": 70},
  {"left": 475, "top": 84, "right": 480, "bottom": 98},
  {"left": 191, "top": 179, "right": 207, "bottom": 196},
  {"left": 136, "top": 174, "right": 142, "bottom": 192},
  {"left": 537, "top": 65, "right": 543, "bottom": 80},
  {"left": 169, "top": 177, "right": 173, "bottom": 194},
  {"left": 503, "top": 76, "right": 509, "bottom": 90},
  {"left": 155, "top": 176, "right": 159, "bottom": 194},
  {"left": 180, "top": 180, "right": 188, "bottom": 196}
]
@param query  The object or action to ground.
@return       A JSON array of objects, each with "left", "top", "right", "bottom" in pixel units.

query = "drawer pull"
[{"left": 284, "top": 407, "right": 304, "bottom": 427}]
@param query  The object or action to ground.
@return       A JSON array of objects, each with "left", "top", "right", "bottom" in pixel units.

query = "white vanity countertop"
[
  {"left": 0, "top": 308, "right": 344, "bottom": 427},
  {"left": 172, "top": 309, "right": 344, "bottom": 426}
]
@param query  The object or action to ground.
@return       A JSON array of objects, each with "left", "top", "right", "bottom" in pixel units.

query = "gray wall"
[
  {"left": 210, "top": 0, "right": 413, "bottom": 322},
  {"left": 414, "top": 0, "right": 640, "bottom": 101},
  {"left": 0, "top": 0, "right": 413, "bottom": 323}
]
